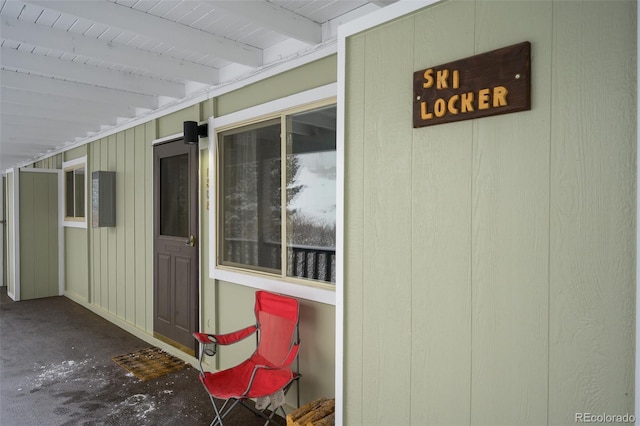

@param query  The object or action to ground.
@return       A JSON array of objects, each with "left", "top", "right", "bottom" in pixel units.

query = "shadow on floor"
[{"left": 0, "top": 289, "right": 285, "bottom": 426}]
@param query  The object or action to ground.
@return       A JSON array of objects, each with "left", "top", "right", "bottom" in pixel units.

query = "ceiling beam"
[
  {"left": 2, "top": 141, "right": 59, "bottom": 152},
  {"left": 2, "top": 118, "right": 98, "bottom": 140},
  {"left": 2, "top": 112, "right": 96, "bottom": 130},
  {"left": 0, "top": 47, "right": 185, "bottom": 98},
  {"left": 369, "top": 1, "right": 398, "bottom": 6},
  {"left": 0, "top": 16, "right": 219, "bottom": 84},
  {"left": 0, "top": 101, "right": 117, "bottom": 124},
  {"left": 2, "top": 123, "right": 89, "bottom": 141},
  {"left": 0, "top": 87, "right": 137, "bottom": 119},
  {"left": 25, "top": 0, "right": 263, "bottom": 67},
  {"left": 0, "top": 70, "right": 158, "bottom": 110},
  {"left": 203, "top": 1, "right": 322, "bottom": 45}
]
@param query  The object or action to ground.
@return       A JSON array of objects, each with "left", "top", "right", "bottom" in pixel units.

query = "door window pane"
[
  {"left": 220, "top": 120, "right": 282, "bottom": 273},
  {"left": 160, "top": 154, "right": 189, "bottom": 237},
  {"left": 285, "top": 105, "right": 337, "bottom": 283}
]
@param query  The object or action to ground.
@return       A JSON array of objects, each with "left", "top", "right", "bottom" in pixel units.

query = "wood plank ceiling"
[{"left": 0, "top": 0, "right": 397, "bottom": 171}]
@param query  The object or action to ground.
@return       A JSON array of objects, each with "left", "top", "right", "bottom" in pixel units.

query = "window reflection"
[
  {"left": 221, "top": 120, "right": 282, "bottom": 273},
  {"left": 217, "top": 104, "right": 337, "bottom": 284},
  {"left": 286, "top": 105, "right": 337, "bottom": 282},
  {"left": 160, "top": 154, "right": 189, "bottom": 237}
]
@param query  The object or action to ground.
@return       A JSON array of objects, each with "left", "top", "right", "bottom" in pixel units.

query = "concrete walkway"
[{"left": 0, "top": 290, "right": 285, "bottom": 426}]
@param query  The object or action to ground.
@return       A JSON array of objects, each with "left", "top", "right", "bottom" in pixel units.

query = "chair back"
[{"left": 254, "top": 291, "right": 299, "bottom": 367}]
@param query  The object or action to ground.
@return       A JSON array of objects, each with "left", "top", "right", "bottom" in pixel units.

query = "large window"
[
  {"left": 63, "top": 157, "right": 87, "bottom": 228},
  {"left": 218, "top": 104, "right": 336, "bottom": 284}
]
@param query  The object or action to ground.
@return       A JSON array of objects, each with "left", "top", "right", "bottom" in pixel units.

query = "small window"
[
  {"left": 218, "top": 104, "right": 336, "bottom": 285},
  {"left": 63, "top": 158, "right": 87, "bottom": 227}
]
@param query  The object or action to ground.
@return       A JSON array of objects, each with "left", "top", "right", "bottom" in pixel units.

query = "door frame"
[
  {"left": 9, "top": 167, "right": 64, "bottom": 301},
  {"left": 1, "top": 173, "right": 4, "bottom": 287},
  {"left": 151, "top": 134, "right": 201, "bottom": 354}
]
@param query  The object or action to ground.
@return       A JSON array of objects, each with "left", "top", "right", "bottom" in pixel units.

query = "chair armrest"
[
  {"left": 193, "top": 332, "right": 216, "bottom": 345},
  {"left": 194, "top": 325, "right": 257, "bottom": 346}
]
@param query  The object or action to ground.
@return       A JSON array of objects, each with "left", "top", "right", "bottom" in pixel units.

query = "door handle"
[{"left": 185, "top": 235, "right": 196, "bottom": 247}]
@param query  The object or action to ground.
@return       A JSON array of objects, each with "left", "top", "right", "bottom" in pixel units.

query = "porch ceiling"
[{"left": 0, "top": 0, "right": 397, "bottom": 171}]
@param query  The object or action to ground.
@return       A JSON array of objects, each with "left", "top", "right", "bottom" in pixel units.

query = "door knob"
[{"left": 185, "top": 235, "right": 196, "bottom": 247}]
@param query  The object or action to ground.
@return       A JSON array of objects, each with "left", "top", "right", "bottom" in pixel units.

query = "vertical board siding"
[
  {"left": 33, "top": 154, "right": 62, "bottom": 169},
  {"left": 217, "top": 55, "right": 338, "bottom": 116},
  {"left": 63, "top": 145, "right": 88, "bottom": 301},
  {"left": 471, "top": 2, "right": 552, "bottom": 425},
  {"left": 360, "top": 18, "right": 414, "bottom": 426},
  {"left": 65, "top": 228, "right": 88, "bottom": 300},
  {"left": 88, "top": 143, "right": 95, "bottom": 303},
  {"left": 344, "top": 33, "right": 366, "bottom": 425},
  {"left": 145, "top": 121, "right": 155, "bottom": 332},
  {"left": 87, "top": 122, "right": 155, "bottom": 331},
  {"left": 108, "top": 134, "right": 117, "bottom": 313},
  {"left": 99, "top": 137, "right": 109, "bottom": 308},
  {"left": 548, "top": 1, "right": 636, "bottom": 422},
  {"left": 116, "top": 132, "right": 126, "bottom": 319},
  {"left": 344, "top": 0, "right": 635, "bottom": 424},
  {"left": 134, "top": 124, "right": 148, "bottom": 329},
  {"left": 410, "top": 1, "right": 474, "bottom": 424},
  {"left": 124, "top": 128, "right": 136, "bottom": 325}
]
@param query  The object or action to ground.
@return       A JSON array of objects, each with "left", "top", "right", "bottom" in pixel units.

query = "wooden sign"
[{"left": 413, "top": 41, "right": 531, "bottom": 128}]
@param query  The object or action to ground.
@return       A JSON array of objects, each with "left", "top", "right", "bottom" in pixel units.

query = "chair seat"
[{"left": 200, "top": 355, "right": 297, "bottom": 399}]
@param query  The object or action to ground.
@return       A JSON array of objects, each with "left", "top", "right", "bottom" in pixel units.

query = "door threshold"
[{"left": 154, "top": 332, "right": 195, "bottom": 357}]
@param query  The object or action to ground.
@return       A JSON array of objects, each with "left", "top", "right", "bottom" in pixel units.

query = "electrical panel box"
[{"left": 91, "top": 171, "right": 116, "bottom": 228}]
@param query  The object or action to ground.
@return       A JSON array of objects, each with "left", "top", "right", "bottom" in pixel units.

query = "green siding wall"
[
  {"left": 87, "top": 121, "right": 155, "bottom": 329},
  {"left": 157, "top": 104, "right": 197, "bottom": 139},
  {"left": 33, "top": 154, "right": 62, "bottom": 169},
  {"left": 64, "top": 146, "right": 87, "bottom": 163},
  {"left": 216, "top": 55, "right": 337, "bottom": 116},
  {"left": 63, "top": 145, "right": 88, "bottom": 301},
  {"left": 344, "top": 0, "right": 635, "bottom": 424},
  {"left": 65, "top": 227, "right": 88, "bottom": 300},
  {"left": 548, "top": 1, "right": 635, "bottom": 420}
]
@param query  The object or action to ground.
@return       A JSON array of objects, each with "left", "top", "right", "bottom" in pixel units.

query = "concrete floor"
[{"left": 0, "top": 289, "right": 285, "bottom": 426}]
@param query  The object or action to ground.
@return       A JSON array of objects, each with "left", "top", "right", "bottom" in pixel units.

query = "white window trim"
[
  {"left": 62, "top": 156, "right": 88, "bottom": 228},
  {"left": 209, "top": 83, "right": 337, "bottom": 306}
]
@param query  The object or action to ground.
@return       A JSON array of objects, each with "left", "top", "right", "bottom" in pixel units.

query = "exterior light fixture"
[{"left": 184, "top": 121, "right": 208, "bottom": 144}]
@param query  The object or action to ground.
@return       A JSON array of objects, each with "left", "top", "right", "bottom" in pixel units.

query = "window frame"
[
  {"left": 62, "top": 157, "right": 87, "bottom": 228},
  {"left": 209, "top": 84, "right": 337, "bottom": 305}
]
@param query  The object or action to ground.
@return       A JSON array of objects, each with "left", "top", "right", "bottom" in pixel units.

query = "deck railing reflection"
[{"left": 223, "top": 238, "right": 336, "bottom": 283}]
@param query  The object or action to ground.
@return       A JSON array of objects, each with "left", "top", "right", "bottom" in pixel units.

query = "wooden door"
[
  {"left": 153, "top": 140, "right": 199, "bottom": 355},
  {"left": 18, "top": 170, "right": 61, "bottom": 300}
]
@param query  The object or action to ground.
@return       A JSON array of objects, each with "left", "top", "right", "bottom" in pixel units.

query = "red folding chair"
[{"left": 193, "top": 291, "right": 301, "bottom": 426}]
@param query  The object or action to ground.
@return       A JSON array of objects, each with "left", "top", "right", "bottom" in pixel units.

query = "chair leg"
[
  {"left": 209, "top": 396, "right": 244, "bottom": 426},
  {"left": 262, "top": 406, "right": 281, "bottom": 426},
  {"left": 209, "top": 395, "right": 223, "bottom": 426}
]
